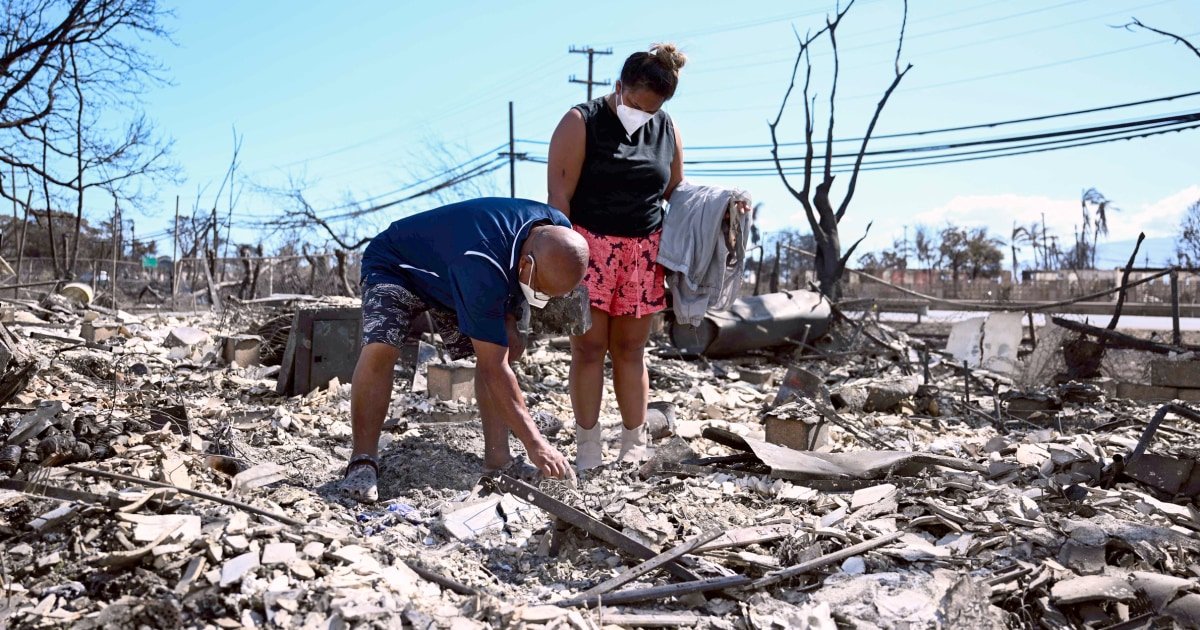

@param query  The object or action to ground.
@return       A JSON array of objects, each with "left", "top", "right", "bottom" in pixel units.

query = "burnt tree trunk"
[{"left": 768, "top": 0, "right": 909, "bottom": 300}]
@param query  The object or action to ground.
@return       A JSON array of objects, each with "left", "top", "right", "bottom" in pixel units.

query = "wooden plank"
[
  {"left": 273, "top": 310, "right": 302, "bottom": 396},
  {"left": 571, "top": 529, "right": 723, "bottom": 602},
  {"left": 558, "top": 575, "right": 752, "bottom": 609},
  {"left": 292, "top": 310, "right": 314, "bottom": 395}
]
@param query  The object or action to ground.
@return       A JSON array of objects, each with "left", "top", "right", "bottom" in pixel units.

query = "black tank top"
[{"left": 570, "top": 96, "right": 675, "bottom": 238}]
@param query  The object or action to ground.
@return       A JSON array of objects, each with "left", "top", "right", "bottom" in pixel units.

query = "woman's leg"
[
  {"left": 568, "top": 308, "right": 610, "bottom": 431},
  {"left": 608, "top": 313, "right": 654, "bottom": 430}
]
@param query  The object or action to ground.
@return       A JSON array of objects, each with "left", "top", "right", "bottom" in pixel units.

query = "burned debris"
[{"left": 0, "top": 283, "right": 1198, "bottom": 629}]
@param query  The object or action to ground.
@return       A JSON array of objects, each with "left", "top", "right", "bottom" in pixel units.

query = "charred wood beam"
[{"left": 1050, "top": 317, "right": 1189, "bottom": 355}]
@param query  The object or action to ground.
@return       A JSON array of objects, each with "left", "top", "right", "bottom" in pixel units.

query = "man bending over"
[{"left": 341, "top": 197, "right": 589, "bottom": 502}]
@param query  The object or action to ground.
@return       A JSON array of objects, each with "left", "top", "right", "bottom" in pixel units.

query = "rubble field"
[{"left": 0, "top": 294, "right": 1198, "bottom": 629}]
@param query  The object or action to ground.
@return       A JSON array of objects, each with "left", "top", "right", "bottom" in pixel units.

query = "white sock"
[
  {"left": 617, "top": 424, "right": 648, "bottom": 463},
  {"left": 576, "top": 424, "right": 604, "bottom": 471}
]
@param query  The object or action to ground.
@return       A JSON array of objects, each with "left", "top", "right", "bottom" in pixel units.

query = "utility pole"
[
  {"left": 111, "top": 200, "right": 120, "bottom": 311},
  {"left": 172, "top": 195, "right": 179, "bottom": 299},
  {"left": 569, "top": 46, "right": 612, "bottom": 100},
  {"left": 499, "top": 101, "right": 526, "bottom": 198},
  {"left": 508, "top": 101, "right": 515, "bottom": 198}
]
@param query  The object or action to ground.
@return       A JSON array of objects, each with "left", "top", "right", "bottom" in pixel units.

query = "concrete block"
[
  {"left": 222, "top": 335, "right": 262, "bottom": 367},
  {"left": 1150, "top": 359, "right": 1200, "bottom": 389},
  {"left": 427, "top": 364, "right": 475, "bottom": 401},
  {"left": 80, "top": 321, "right": 121, "bottom": 344},
  {"left": 764, "top": 415, "right": 827, "bottom": 451},
  {"left": 739, "top": 367, "right": 774, "bottom": 386},
  {"left": 1116, "top": 382, "right": 1178, "bottom": 403}
]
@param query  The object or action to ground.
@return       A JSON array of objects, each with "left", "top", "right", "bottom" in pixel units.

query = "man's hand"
[{"left": 526, "top": 438, "right": 571, "bottom": 479}]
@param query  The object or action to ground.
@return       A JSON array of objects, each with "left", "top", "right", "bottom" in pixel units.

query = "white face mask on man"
[
  {"left": 520, "top": 256, "right": 551, "bottom": 309},
  {"left": 615, "top": 91, "right": 655, "bottom": 136}
]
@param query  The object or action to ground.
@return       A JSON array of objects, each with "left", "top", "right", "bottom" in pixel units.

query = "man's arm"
[{"left": 472, "top": 337, "right": 570, "bottom": 479}]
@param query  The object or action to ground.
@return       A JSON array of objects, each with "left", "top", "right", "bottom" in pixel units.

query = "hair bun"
[{"left": 650, "top": 42, "right": 687, "bottom": 72}]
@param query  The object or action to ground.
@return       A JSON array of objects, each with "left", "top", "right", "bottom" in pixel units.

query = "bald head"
[{"left": 518, "top": 225, "right": 589, "bottom": 297}]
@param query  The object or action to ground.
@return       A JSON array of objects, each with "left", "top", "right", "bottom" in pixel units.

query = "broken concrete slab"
[
  {"left": 165, "top": 326, "right": 210, "bottom": 348},
  {"left": 1166, "top": 593, "right": 1200, "bottom": 628},
  {"left": 742, "top": 436, "right": 984, "bottom": 482},
  {"left": 220, "top": 551, "right": 261, "bottom": 587},
  {"left": 441, "top": 496, "right": 504, "bottom": 540},
  {"left": 1130, "top": 571, "right": 1193, "bottom": 612},
  {"left": 262, "top": 542, "right": 298, "bottom": 566},
  {"left": 851, "top": 484, "right": 898, "bottom": 510},
  {"left": 231, "top": 463, "right": 288, "bottom": 493},
  {"left": 1049, "top": 575, "right": 1135, "bottom": 606},
  {"left": 946, "top": 312, "right": 1024, "bottom": 376}
]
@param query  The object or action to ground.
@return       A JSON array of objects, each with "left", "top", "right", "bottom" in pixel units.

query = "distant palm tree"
[
  {"left": 1081, "top": 187, "right": 1120, "bottom": 268},
  {"left": 1011, "top": 222, "right": 1034, "bottom": 281}
]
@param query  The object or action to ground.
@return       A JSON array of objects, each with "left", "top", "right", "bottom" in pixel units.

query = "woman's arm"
[
  {"left": 664, "top": 122, "right": 684, "bottom": 201},
  {"left": 547, "top": 109, "right": 586, "bottom": 217}
]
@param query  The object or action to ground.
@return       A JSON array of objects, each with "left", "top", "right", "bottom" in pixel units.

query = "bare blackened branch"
[
  {"left": 1120, "top": 17, "right": 1200, "bottom": 60},
  {"left": 768, "top": 25, "right": 814, "bottom": 207},
  {"left": 823, "top": 10, "right": 840, "bottom": 183},
  {"left": 895, "top": 0, "right": 908, "bottom": 75},
  {"left": 835, "top": 0, "right": 911, "bottom": 222},
  {"left": 839, "top": 222, "right": 873, "bottom": 270}
]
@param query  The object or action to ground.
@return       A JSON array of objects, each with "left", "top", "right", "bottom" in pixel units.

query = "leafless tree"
[
  {"left": 769, "top": 0, "right": 911, "bottom": 298},
  {"left": 1, "top": 0, "right": 174, "bottom": 278},
  {"left": 1176, "top": 199, "right": 1200, "bottom": 269}
]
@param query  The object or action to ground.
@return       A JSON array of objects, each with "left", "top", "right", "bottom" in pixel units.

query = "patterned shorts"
[
  {"left": 573, "top": 224, "right": 666, "bottom": 319},
  {"left": 361, "top": 283, "right": 474, "bottom": 360}
]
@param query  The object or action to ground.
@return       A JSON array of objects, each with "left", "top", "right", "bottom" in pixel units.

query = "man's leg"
[
  {"left": 343, "top": 283, "right": 417, "bottom": 502},
  {"left": 350, "top": 342, "right": 403, "bottom": 458}
]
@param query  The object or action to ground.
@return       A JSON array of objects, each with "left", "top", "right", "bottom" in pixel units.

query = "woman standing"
[{"left": 547, "top": 43, "right": 686, "bottom": 470}]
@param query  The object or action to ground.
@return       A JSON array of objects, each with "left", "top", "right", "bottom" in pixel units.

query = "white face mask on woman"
[{"left": 615, "top": 91, "right": 654, "bottom": 136}]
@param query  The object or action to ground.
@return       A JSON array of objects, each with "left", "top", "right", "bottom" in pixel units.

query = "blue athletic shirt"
[{"left": 360, "top": 197, "right": 571, "bottom": 347}]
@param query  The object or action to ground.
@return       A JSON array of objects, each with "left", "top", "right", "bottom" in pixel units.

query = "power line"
[
  {"left": 519, "top": 115, "right": 1200, "bottom": 175},
  {"left": 684, "top": 122, "right": 1200, "bottom": 176},
  {"left": 515, "top": 90, "right": 1200, "bottom": 152},
  {"left": 689, "top": 91, "right": 1200, "bottom": 150},
  {"left": 679, "top": 111, "right": 1200, "bottom": 164}
]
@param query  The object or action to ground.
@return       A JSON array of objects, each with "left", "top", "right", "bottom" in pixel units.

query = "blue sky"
[{"left": 134, "top": 0, "right": 1200, "bottom": 267}]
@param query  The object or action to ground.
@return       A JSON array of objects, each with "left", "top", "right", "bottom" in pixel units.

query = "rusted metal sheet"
[{"left": 668, "top": 290, "right": 831, "bottom": 358}]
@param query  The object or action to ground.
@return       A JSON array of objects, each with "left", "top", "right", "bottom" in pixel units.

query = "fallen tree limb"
[{"left": 1050, "top": 317, "right": 1189, "bottom": 355}]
